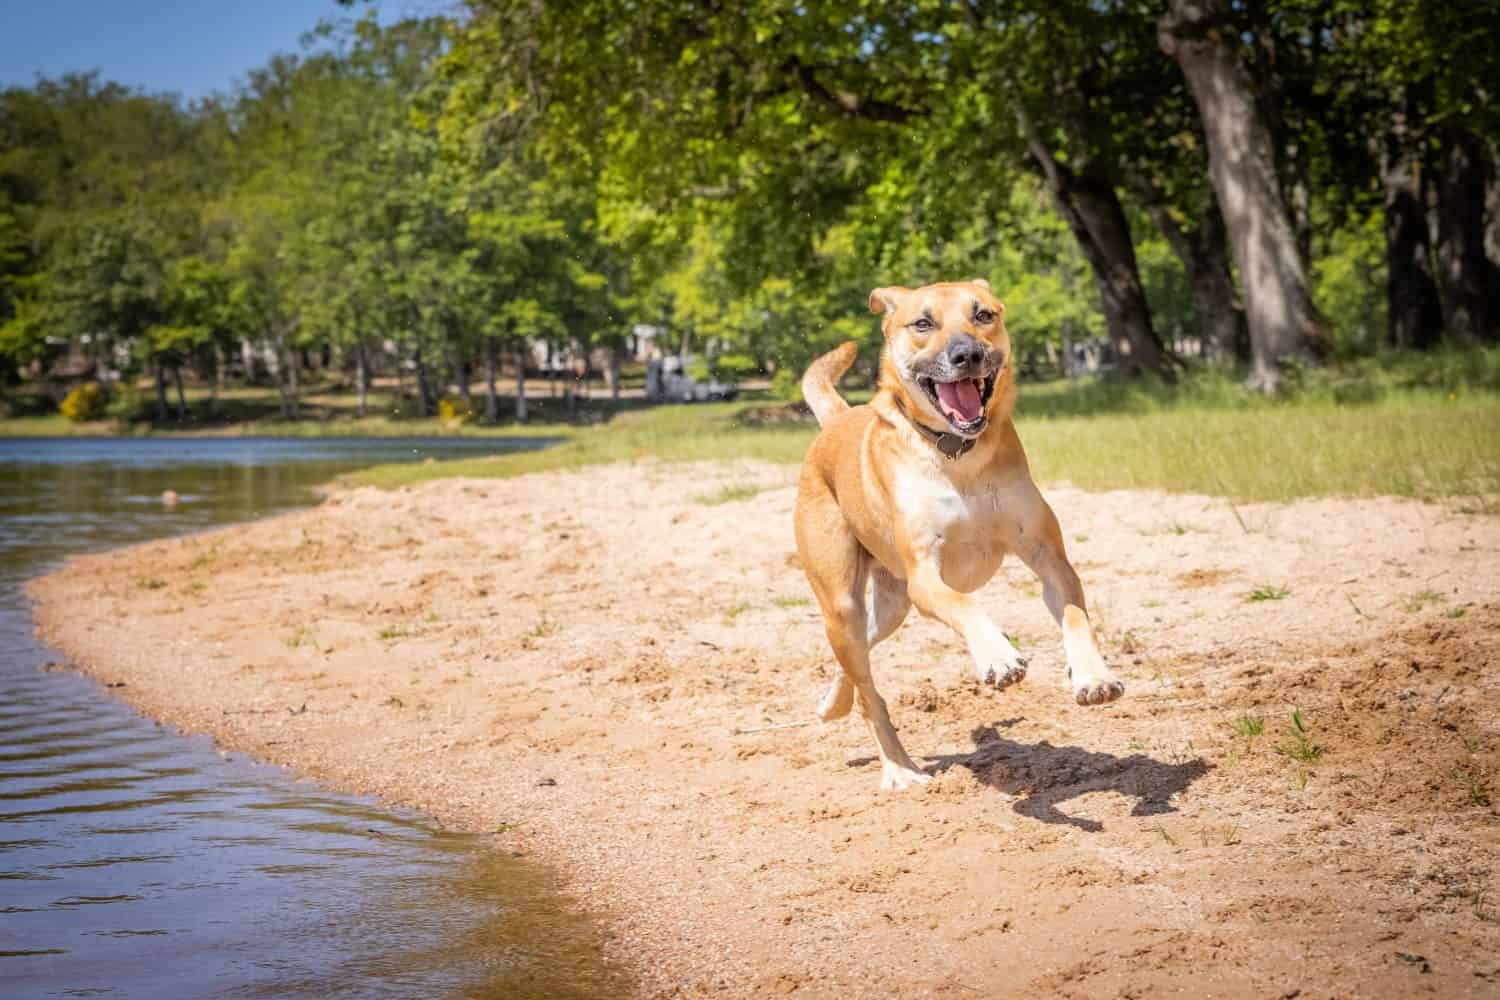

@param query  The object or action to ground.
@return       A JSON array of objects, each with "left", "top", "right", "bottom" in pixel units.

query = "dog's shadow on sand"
[{"left": 853, "top": 720, "right": 1212, "bottom": 831}]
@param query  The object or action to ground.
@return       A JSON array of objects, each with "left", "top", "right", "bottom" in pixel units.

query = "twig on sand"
[
  {"left": 731, "top": 719, "right": 818, "bottom": 736},
  {"left": 1223, "top": 495, "right": 1251, "bottom": 534}
]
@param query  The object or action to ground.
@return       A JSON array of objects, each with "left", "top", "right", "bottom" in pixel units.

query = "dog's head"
[{"left": 870, "top": 279, "right": 1015, "bottom": 438}]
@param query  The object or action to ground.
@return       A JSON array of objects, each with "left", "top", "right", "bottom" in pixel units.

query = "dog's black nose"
[{"left": 946, "top": 336, "right": 985, "bottom": 370}]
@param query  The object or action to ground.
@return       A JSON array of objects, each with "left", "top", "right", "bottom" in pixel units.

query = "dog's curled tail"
[{"left": 801, "top": 342, "right": 857, "bottom": 427}]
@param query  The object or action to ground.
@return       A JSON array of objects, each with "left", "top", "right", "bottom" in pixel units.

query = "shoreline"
[{"left": 30, "top": 460, "right": 1500, "bottom": 997}]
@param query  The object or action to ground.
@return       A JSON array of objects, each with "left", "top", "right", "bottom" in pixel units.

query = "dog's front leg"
[
  {"left": 906, "top": 563, "right": 1028, "bottom": 689},
  {"left": 1014, "top": 496, "right": 1124, "bottom": 706}
]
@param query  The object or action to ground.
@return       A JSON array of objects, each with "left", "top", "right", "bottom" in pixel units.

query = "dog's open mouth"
[{"left": 918, "top": 373, "right": 996, "bottom": 435}]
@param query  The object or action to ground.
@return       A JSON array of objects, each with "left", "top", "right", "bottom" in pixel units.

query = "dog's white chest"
[{"left": 892, "top": 466, "right": 1013, "bottom": 592}]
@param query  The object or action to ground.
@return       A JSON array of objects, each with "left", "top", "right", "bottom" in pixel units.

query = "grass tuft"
[
  {"left": 1231, "top": 715, "right": 1265, "bottom": 740},
  {"left": 1453, "top": 766, "right": 1492, "bottom": 807},
  {"left": 694, "top": 483, "right": 766, "bottom": 506},
  {"left": 1405, "top": 589, "right": 1446, "bottom": 613},
  {"left": 1246, "top": 585, "right": 1292, "bottom": 603},
  {"left": 1276, "top": 709, "right": 1325, "bottom": 763}
]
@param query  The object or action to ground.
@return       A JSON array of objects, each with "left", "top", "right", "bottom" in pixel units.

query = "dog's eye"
[
  {"left": 911, "top": 317, "right": 934, "bottom": 332},
  {"left": 974, "top": 308, "right": 996, "bottom": 324}
]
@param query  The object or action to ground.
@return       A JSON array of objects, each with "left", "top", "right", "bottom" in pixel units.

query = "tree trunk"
[
  {"left": 1434, "top": 125, "right": 1499, "bottom": 343},
  {"left": 153, "top": 363, "right": 169, "bottom": 421},
  {"left": 1380, "top": 105, "right": 1443, "bottom": 350},
  {"left": 513, "top": 344, "right": 528, "bottom": 423},
  {"left": 1136, "top": 177, "right": 1248, "bottom": 364},
  {"left": 1013, "top": 104, "right": 1174, "bottom": 379},
  {"left": 1284, "top": 141, "right": 1313, "bottom": 275},
  {"left": 1160, "top": 0, "right": 1322, "bottom": 392},
  {"left": 483, "top": 338, "right": 499, "bottom": 423},
  {"left": 284, "top": 337, "right": 300, "bottom": 420},
  {"left": 172, "top": 365, "right": 187, "bottom": 421},
  {"left": 456, "top": 354, "right": 473, "bottom": 410},
  {"left": 210, "top": 342, "right": 223, "bottom": 413},
  {"left": 355, "top": 341, "right": 369, "bottom": 418},
  {"left": 270, "top": 332, "right": 297, "bottom": 420},
  {"left": 609, "top": 343, "right": 623, "bottom": 401},
  {"left": 413, "top": 349, "right": 433, "bottom": 418},
  {"left": 1485, "top": 140, "right": 1500, "bottom": 266},
  {"left": 1024, "top": 150, "right": 1175, "bottom": 378},
  {"left": 95, "top": 335, "right": 111, "bottom": 383},
  {"left": 240, "top": 339, "right": 257, "bottom": 383}
]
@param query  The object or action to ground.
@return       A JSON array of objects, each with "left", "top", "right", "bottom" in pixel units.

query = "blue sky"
[{"left": 0, "top": 1, "right": 448, "bottom": 101}]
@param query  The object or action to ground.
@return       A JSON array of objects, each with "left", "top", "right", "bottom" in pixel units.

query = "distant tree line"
[{"left": 2, "top": 2, "right": 1497, "bottom": 420}]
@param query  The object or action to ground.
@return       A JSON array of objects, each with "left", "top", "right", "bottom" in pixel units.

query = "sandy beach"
[{"left": 29, "top": 459, "right": 1500, "bottom": 997}]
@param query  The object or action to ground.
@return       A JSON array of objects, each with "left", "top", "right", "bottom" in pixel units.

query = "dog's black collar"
[{"left": 892, "top": 396, "right": 977, "bottom": 460}]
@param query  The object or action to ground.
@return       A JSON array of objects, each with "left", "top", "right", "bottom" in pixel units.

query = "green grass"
[
  {"left": 1020, "top": 396, "right": 1500, "bottom": 506},
  {"left": 1275, "top": 710, "right": 1326, "bottom": 764},
  {"left": 694, "top": 483, "right": 768, "bottom": 505},
  {"left": 1404, "top": 589, "right": 1446, "bottom": 612},
  {"left": 1230, "top": 715, "right": 1265, "bottom": 739},
  {"left": 10, "top": 352, "right": 1500, "bottom": 507},
  {"left": 1452, "top": 766, "right": 1492, "bottom": 807},
  {"left": 1245, "top": 585, "right": 1292, "bottom": 603},
  {"left": 345, "top": 364, "right": 1500, "bottom": 503},
  {"left": 346, "top": 401, "right": 813, "bottom": 488}
]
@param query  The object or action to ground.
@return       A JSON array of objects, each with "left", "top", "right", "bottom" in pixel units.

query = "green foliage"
[
  {"left": 2, "top": 1, "right": 1498, "bottom": 417},
  {"left": 1314, "top": 211, "right": 1387, "bottom": 358},
  {"left": 103, "top": 383, "right": 148, "bottom": 424},
  {"left": 771, "top": 368, "right": 803, "bottom": 403},
  {"left": 710, "top": 354, "right": 760, "bottom": 383},
  {"left": 58, "top": 382, "right": 106, "bottom": 422}
]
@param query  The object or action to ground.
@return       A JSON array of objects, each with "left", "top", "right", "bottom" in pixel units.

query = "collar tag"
[{"left": 892, "top": 397, "right": 978, "bottom": 460}]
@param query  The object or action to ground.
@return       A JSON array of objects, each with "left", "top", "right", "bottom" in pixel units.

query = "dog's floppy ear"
[
  {"left": 970, "top": 278, "right": 991, "bottom": 292},
  {"left": 869, "top": 286, "right": 910, "bottom": 315}
]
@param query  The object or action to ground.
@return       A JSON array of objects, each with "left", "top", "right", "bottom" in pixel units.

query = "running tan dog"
[{"left": 794, "top": 279, "right": 1124, "bottom": 790}]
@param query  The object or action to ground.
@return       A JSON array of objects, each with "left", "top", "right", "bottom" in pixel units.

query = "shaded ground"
[{"left": 31, "top": 460, "right": 1500, "bottom": 997}]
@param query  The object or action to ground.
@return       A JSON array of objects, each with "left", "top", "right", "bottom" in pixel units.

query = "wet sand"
[{"left": 31, "top": 459, "right": 1500, "bottom": 997}]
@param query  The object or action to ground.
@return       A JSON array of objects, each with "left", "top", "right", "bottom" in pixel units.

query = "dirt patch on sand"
[{"left": 30, "top": 460, "right": 1500, "bottom": 997}]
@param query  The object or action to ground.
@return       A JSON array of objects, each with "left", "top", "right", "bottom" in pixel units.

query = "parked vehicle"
[{"left": 645, "top": 356, "right": 739, "bottom": 403}]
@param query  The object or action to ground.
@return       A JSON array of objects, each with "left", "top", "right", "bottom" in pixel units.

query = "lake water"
[{"left": 0, "top": 437, "right": 626, "bottom": 998}]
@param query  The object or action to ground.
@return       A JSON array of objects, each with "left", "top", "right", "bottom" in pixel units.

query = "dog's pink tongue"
[{"left": 936, "top": 379, "right": 982, "bottom": 422}]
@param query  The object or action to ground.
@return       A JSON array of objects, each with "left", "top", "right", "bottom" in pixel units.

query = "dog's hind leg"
[
  {"left": 797, "top": 494, "right": 928, "bottom": 790},
  {"left": 818, "top": 566, "right": 910, "bottom": 721}
]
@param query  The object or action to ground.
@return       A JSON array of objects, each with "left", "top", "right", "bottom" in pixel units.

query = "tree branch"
[{"left": 782, "top": 56, "right": 922, "bottom": 124}]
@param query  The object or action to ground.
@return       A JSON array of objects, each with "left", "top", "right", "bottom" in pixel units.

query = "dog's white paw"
[
  {"left": 880, "top": 761, "right": 932, "bottom": 791},
  {"left": 975, "top": 652, "right": 1027, "bottom": 689},
  {"left": 1073, "top": 672, "right": 1125, "bottom": 706},
  {"left": 971, "top": 628, "right": 1027, "bottom": 689}
]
